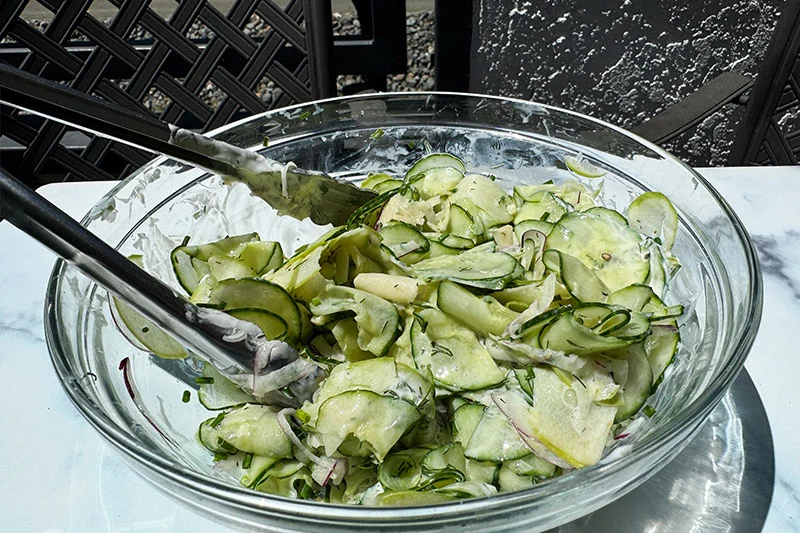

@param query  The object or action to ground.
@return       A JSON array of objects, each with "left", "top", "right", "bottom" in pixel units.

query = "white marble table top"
[{"left": 0, "top": 167, "right": 797, "bottom": 532}]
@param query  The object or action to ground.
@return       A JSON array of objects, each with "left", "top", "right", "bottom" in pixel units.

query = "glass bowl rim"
[{"left": 44, "top": 91, "right": 764, "bottom": 521}]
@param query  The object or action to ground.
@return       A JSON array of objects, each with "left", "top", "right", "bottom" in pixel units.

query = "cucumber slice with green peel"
[
  {"left": 426, "top": 240, "right": 463, "bottom": 258},
  {"left": 198, "top": 404, "right": 294, "bottom": 458},
  {"left": 412, "top": 166, "right": 465, "bottom": 199},
  {"left": 452, "top": 403, "right": 485, "bottom": 448},
  {"left": 112, "top": 296, "right": 188, "bottom": 359},
  {"left": 330, "top": 318, "right": 378, "bottom": 362},
  {"left": 607, "top": 283, "right": 684, "bottom": 321},
  {"left": 542, "top": 249, "right": 611, "bottom": 303},
  {"left": 171, "top": 233, "right": 260, "bottom": 294},
  {"left": 379, "top": 221, "right": 430, "bottom": 260},
  {"left": 310, "top": 390, "right": 422, "bottom": 460},
  {"left": 375, "top": 490, "right": 459, "bottom": 506},
  {"left": 227, "top": 308, "right": 288, "bottom": 340},
  {"left": 405, "top": 152, "right": 467, "bottom": 179},
  {"left": 503, "top": 367, "right": 616, "bottom": 468},
  {"left": 410, "top": 309, "right": 505, "bottom": 391},
  {"left": 299, "top": 357, "right": 432, "bottom": 425},
  {"left": 464, "top": 404, "right": 530, "bottom": 462},
  {"left": 197, "top": 362, "right": 255, "bottom": 410},
  {"left": 506, "top": 454, "right": 558, "bottom": 479},
  {"left": 627, "top": 191, "right": 679, "bottom": 251},
  {"left": 309, "top": 285, "right": 399, "bottom": 357},
  {"left": 513, "top": 219, "right": 554, "bottom": 240},
  {"left": 538, "top": 304, "right": 648, "bottom": 355},
  {"left": 446, "top": 203, "right": 480, "bottom": 241},
  {"left": 646, "top": 322, "right": 680, "bottom": 387},
  {"left": 497, "top": 464, "right": 536, "bottom": 492},
  {"left": 361, "top": 172, "right": 396, "bottom": 191},
  {"left": 435, "top": 234, "right": 474, "bottom": 250},
  {"left": 206, "top": 278, "right": 303, "bottom": 345},
  {"left": 449, "top": 174, "right": 516, "bottom": 231},
  {"left": 437, "top": 280, "right": 518, "bottom": 336},
  {"left": 564, "top": 154, "right": 606, "bottom": 178},
  {"left": 545, "top": 207, "right": 649, "bottom": 292},
  {"left": 412, "top": 251, "right": 524, "bottom": 290},
  {"left": 373, "top": 178, "right": 404, "bottom": 194},
  {"left": 607, "top": 343, "right": 654, "bottom": 422},
  {"left": 378, "top": 448, "right": 428, "bottom": 491},
  {"left": 513, "top": 191, "right": 570, "bottom": 225}
]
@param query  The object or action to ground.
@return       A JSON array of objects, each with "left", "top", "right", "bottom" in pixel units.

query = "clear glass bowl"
[{"left": 45, "top": 93, "right": 762, "bottom": 532}]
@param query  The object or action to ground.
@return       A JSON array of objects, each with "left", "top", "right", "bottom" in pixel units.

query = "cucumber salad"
[{"left": 119, "top": 151, "right": 683, "bottom": 505}]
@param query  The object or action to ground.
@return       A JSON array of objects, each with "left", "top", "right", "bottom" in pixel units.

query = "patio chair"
[
  {"left": 445, "top": 0, "right": 799, "bottom": 166},
  {"left": 0, "top": 0, "right": 407, "bottom": 188}
]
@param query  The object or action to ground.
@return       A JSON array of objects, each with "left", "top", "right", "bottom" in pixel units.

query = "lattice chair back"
[
  {"left": 0, "top": 0, "right": 334, "bottom": 187},
  {"left": 730, "top": 0, "right": 800, "bottom": 165}
]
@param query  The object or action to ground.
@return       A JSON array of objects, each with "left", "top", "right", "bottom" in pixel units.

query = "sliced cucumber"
[
  {"left": 607, "top": 343, "right": 654, "bottom": 422},
  {"left": 227, "top": 308, "right": 287, "bottom": 340},
  {"left": 379, "top": 221, "right": 430, "bottom": 262},
  {"left": 112, "top": 296, "right": 188, "bottom": 359},
  {"left": 197, "top": 362, "right": 255, "bottom": 410},
  {"left": 207, "top": 278, "right": 303, "bottom": 345},
  {"left": 309, "top": 285, "right": 399, "bottom": 357},
  {"left": 198, "top": 404, "right": 294, "bottom": 458},
  {"left": 538, "top": 304, "right": 649, "bottom": 356},
  {"left": 463, "top": 404, "right": 530, "bottom": 462},
  {"left": 517, "top": 366, "right": 616, "bottom": 468},
  {"left": 542, "top": 249, "right": 611, "bottom": 303},
  {"left": 405, "top": 152, "right": 466, "bottom": 179},
  {"left": 171, "top": 233, "right": 260, "bottom": 294},
  {"left": 311, "top": 390, "right": 421, "bottom": 460},
  {"left": 565, "top": 154, "right": 606, "bottom": 178},
  {"left": 627, "top": 191, "right": 678, "bottom": 251},
  {"left": 412, "top": 251, "right": 523, "bottom": 290},
  {"left": 410, "top": 308, "right": 505, "bottom": 391},
  {"left": 545, "top": 207, "right": 649, "bottom": 292},
  {"left": 437, "top": 280, "right": 518, "bottom": 336}
]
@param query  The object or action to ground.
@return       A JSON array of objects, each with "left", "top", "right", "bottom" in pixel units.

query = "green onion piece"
[
  {"left": 242, "top": 452, "right": 254, "bottom": 469},
  {"left": 210, "top": 412, "right": 226, "bottom": 428},
  {"left": 195, "top": 377, "right": 215, "bottom": 385},
  {"left": 262, "top": 136, "right": 269, "bottom": 147},
  {"left": 182, "top": 390, "right": 191, "bottom": 403},
  {"left": 295, "top": 409, "right": 311, "bottom": 424},
  {"left": 643, "top": 405, "right": 656, "bottom": 417},
  {"left": 370, "top": 128, "right": 385, "bottom": 139}
]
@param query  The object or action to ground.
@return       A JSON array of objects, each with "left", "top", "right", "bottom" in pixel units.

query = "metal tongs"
[
  {"left": 0, "top": 170, "right": 324, "bottom": 406},
  {"left": 0, "top": 63, "right": 376, "bottom": 226}
]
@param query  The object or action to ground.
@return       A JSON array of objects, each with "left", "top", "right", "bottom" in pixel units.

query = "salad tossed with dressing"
[{"left": 117, "top": 151, "right": 683, "bottom": 505}]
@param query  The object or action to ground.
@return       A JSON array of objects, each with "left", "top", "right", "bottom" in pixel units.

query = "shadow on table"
[{"left": 550, "top": 371, "right": 775, "bottom": 532}]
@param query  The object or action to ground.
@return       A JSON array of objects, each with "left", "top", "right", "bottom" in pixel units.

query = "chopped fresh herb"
[
  {"left": 298, "top": 110, "right": 312, "bottom": 120},
  {"left": 210, "top": 412, "right": 226, "bottom": 428}
]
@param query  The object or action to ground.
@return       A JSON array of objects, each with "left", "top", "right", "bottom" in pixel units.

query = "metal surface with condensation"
[{"left": 551, "top": 370, "right": 774, "bottom": 532}]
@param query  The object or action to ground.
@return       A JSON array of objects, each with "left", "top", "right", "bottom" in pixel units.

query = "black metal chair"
[
  {"left": 440, "top": 0, "right": 798, "bottom": 166},
  {"left": 0, "top": 0, "right": 407, "bottom": 188},
  {"left": 632, "top": 0, "right": 800, "bottom": 165}
]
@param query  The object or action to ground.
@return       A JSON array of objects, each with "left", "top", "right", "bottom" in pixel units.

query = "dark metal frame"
[
  {"left": 0, "top": 0, "right": 408, "bottom": 187},
  {"left": 633, "top": 1, "right": 800, "bottom": 165}
]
